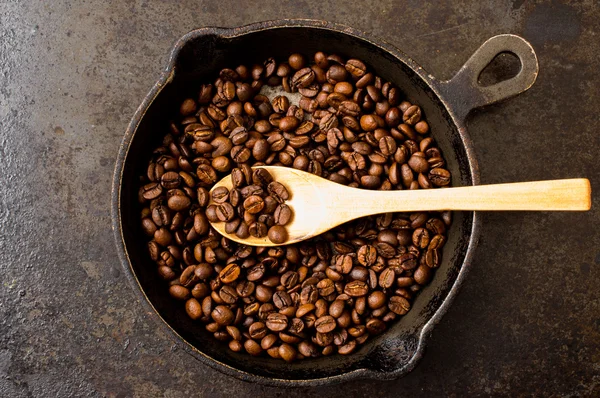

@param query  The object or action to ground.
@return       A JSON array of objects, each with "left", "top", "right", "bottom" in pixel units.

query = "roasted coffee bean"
[
  {"left": 333, "top": 328, "right": 349, "bottom": 346},
  {"left": 240, "top": 184, "right": 264, "bottom": 198},
  {"left": 266, "top": 312, "right": 288, "bottom": 332},
  {"left": 375, "top": 242, "right": 396, "bottom": 258},
  {"left": 266, "top": 346, "right": 280, "bottom": 358},
  {"left": 216, "top": 203, "right": 235, "bottom": 222},
  {"left": 298, "top": 340, "right": 319, "bottom": 357},
  {"left": 219, "top": 285, "right": 238, "bottom": 304},
  {"left": 301, "top": 284, "right": 318, "bottom": 305},
  {"left": 260, "top": 334, "right": 278, "bottom": 350},
  {"left": 167, "top": 195, "right": 191, "bottom": 211},
  {"left": 410, "top": 212, "right": 428, "bottom": 228},
  {"left": 211, "top": 305, "right": 234, "bottom": 325},
  {"left": 335, "top": 254, "right": 353, "bottom": 274},
  {"left": 180, "top": 98, "right": 197, "bottom": 116},
  {"left": 345, "top": 59, "right": 367, "bottom": 77},
  {"left": 141, "top": 218, "right": 157, "bottom": 236},
  {"left": 379, "top": 136, "right": 397, "bottom": 156},
  {"left": 151, "top": 205, "right": 171, "bottom": 227},
  {"left": 414, "top": 264, "right": 433, "bottom": 285},
  {"left": 408, "top": 152, "right": 429, "bottom": 173},
  {"left": 314, "top": 299, "right": 328, "bottom": 318},
  {"left": 192, "top": 263, "right": 212, "bottom": 281},
  {"left": 273, "top": 204, "right": 292, "bottom": 226},
  {"left": 412, "top": 228, "right": 430, "bottom": 248},
  {"left": 243, "top": 195, "right": 265, "bottom": 214},
  {"left": 249, "top": 322, "right": 268, "bottom": 339},
  {"left": 252, "top": 168, "right": 273, "bottom": 186},
  {"left": 272, "top": 95, "right": 290, "bottom": 114},
  {"left": 169, "top": 285, "right": 190, "bottom": 301},
  {"left": 154, "top": 227, "right": 172, "bottom": 246},
  {"left": 415, "top": 120, "right": 429, "bottom": 134},
  {"left": 219, "top": 263, "right": 241, "bottom": 284},
  {"left": 315, "top": 315, "right": 336, "bottom": 333},
  {"left": 360, "top": 175, "right": 380, "bottom": 189},
  {"left": 255, "top": 284, "right": 273, "bottom": 303},
  {"left": 327, "top": 64, "right": 348, "bottom": 83},
  {"left": 396, "top": 277, "right": 414, "bottom": 288},
  {"left": 296, "top": 303, "right": 315, "bottom": 318},
  {"left": 278, "top": 271, "right": 297, "bottom": 289},
  {"left": 161, "top": 171, "right": 181, "bottom": 189},
  {"left": 185, "top": 298, "right": 203, "bottom": 320},
  {"left": 425, "top": 248, "right": 441, "bottom": 268},
  {"left": 246, "top": 263, "right": 265, "bottom": 282},
  {"left": 339, "top": 100, "right": 361, "bottom": 117},
  {"left": 278, "top": 343, "right": 297, "bottom": 362},
  {"left": 231, "top": 168, "right": 245, "bottom": 187},
  {"left": 368, "top": 291, "right": 387, "bottom": 309},
  {"left": 225, "top": 218, "right": 241, "bottom": 234},
  {"left": 357, "top": 245, "right": 377, "bottom": 266},
  {"left": 225, "top": 326, "right": 242, "bottom": 342},
  {"left": 268, "top": 225, "right": 288, "bottom": 244},
  {"left": 288, "top": 317, "right": 305, "bottom": 335},
  {"left": 259, "top": 195, "right": 277, "bottom": 214},
  {"left": 236, "top": 280, "right": 255, "bottom": 298},
  {"left": 179, "top": 265, "right": 198, "bottom": 287},
  {"left": 279, "top": 116, "right": 299, "bottom": 132},
  {"left": 280, "top": 331, "right": 301, "bottom": 344},
  {"left": 378, "top": 268, "right": 396, "bottom": 289},
  {"left": 338, "top": 340, "right": 357, "bottom": 355},
  {"left": 292, "top": 67, "right": 315, "bottom": 88},
  {"left": 396, "top": 253, "right": 417, "bottom": 270},
  {"left": 158, "top": 265, "right": 176, "bottom": 281},
  {"left": 197, "top": 164, "right": 218, "bottom": 184},
  {"left": 248, "top": 221, "right": 267, "bottom": 238},
  {"left": 273, "top": 291, "right": 293, "bottom": 309},
  {"left": 388, "top": 295, "right": 411, "bottom": 315},
  {"left": 228, "top": 340, "right": 242, "bottom": 352},
  {"left": 329, "top": 300, "right": 345, "bottom": 318},
  {"left": 360, "top": 114, "right": 379, "bottom": 131},
  {"left": 267, "top": 181, "right": 290, "bottom": 202},
  {"left": 344, "top": 281, "right": 368, "bottom": 297},
  {"left": 211, "top": 186, "right": 230, "bottom": 203},
  {"left": 244, "top": 339, "right": 262, "bottom": 356},
  {"left": 195, "top": 187, "right": 209, "bottom": 207},
  {"left": 349, "top": 266, "right": 368, "bottom": 281},
  {"left": 426, "top": 218, "right": 446, "bottom": 235},
  {"left": 403, "top": 105, "right": 421, "bottom": 125},
  {"left": 385, "top": 107, "right": 402, "bottom": 127},
  {"left": 140, "top": 51, "right": 452, "bottom": 362},
  {"left": 258, "top": 214, "right": 275, "bottom": 228},
  {"left": 317, "top": 278, "right": 335, "bottom": 296},
  {"left": 429, "top": 168, "right": 451, "bottom": 186}
]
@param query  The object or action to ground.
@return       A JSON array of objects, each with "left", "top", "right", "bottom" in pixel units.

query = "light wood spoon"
[{"left": 209, "top": 166, "right": 591, "bottom": 247}]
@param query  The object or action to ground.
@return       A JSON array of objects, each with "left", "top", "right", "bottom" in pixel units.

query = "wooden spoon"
[{"left": 209, "top": 166, "right": 591, "bottom": 247}]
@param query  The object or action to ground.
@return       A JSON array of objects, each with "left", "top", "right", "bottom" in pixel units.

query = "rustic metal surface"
[
  {"left": 1, "top": 1, "right": 598, "bottom": 396},
  {"left": 113, "top": 20, "right": 540, "bottom": 385}
]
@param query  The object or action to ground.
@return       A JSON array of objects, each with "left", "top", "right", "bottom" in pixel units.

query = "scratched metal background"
[{"left": 0, "top": 1, "right": 599, "bottom": 396}]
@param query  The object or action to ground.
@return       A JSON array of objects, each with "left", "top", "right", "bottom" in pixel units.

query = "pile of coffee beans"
[
  {"left": 139, "top": 51, "right": 452, "bottom": 362},
  {"left": 205, "top": 167, "right": 293, "bottom": 244}
]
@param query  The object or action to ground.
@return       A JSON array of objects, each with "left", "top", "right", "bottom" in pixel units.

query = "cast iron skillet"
[{"left": 112, "top": 20, "right": 538, "bottom": 386}]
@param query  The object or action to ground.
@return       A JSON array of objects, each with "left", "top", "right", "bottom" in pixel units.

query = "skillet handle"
[{"left": 433, "top": 34, "right": 538, "bottom": 122}]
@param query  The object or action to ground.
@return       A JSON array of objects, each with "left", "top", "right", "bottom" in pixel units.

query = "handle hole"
[{"left": 477, "top": 52, "right": 521, "bottom": 87}]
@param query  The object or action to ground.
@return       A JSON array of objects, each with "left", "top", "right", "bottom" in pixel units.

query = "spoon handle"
[{"left": 338, "top": 178, "right": 591, "bottom": 215}]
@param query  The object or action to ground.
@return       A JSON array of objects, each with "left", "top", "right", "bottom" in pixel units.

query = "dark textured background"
[{"left": 1, "top": 1, "right": 598, "bottom": 396}]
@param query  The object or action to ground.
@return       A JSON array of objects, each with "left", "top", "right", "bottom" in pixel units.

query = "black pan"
[{"left": 112, "top": 20, "right": 538, "bottom": 386}]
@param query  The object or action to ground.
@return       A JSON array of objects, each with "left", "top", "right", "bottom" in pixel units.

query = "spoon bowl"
[
  {"left": 209, "top": 166, "right": 591, "bottom": 247},
  {"left": 209, "top": 166, "right": 330, "bottom": 246}
]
